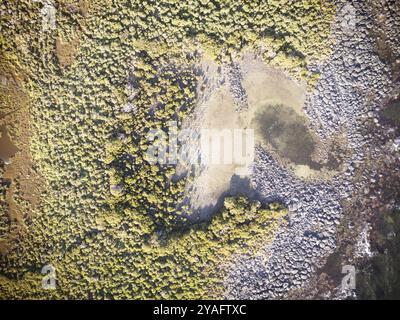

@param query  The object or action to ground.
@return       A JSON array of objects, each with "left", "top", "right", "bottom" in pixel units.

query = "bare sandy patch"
[
  {"left": 184, "top": 53, "right": 339, "bottom": 219},
  {"left": 240, "top": 54, "right": 307, "bottom": 116},
  {"left": 186, "top": 85, "right": 253, "bottom": 218}
]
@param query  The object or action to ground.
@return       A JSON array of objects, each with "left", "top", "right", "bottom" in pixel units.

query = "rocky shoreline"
[{"left": 224, "top": 0, "right": 400, "bottom": 299}]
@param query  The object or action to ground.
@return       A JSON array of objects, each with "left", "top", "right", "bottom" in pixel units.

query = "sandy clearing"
[
  {"left": 181, "top": 51, "right": 345, "bottom": 221},
  {"left": 184, "top": 53, "right": 318, "bottom": 220}
]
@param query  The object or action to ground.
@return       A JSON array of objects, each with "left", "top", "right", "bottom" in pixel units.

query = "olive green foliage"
[
  {"left": 106, "top": 46, "right": 199, "bottom": 232},
  {"left": 0, "top": 0, "right": 333, "bottom": 299},
  {"left": 0, "top": 197, "right": 286, "bottom": 299}
]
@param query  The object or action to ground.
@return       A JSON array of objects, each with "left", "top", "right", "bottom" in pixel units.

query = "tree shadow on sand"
[{"left": 189, "top": 174, "right": 282, "bottom": 223}]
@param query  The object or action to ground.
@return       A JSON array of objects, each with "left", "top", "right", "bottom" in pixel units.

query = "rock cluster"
[
  {"left": 224, "top": 0, "right": 400, "bottom": 299},
  {"left": 224, "top": 63, "right": 249, "bottom": 112}
]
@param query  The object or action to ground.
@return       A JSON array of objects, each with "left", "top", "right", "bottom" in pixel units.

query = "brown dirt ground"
[{"left": 0, "top": 55, "right": 45, "bottom": 255}]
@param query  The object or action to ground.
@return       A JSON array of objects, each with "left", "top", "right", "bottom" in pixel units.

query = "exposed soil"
[
  {"left": 0, "top": 126, "right": 18, "bottom": 164},
  {"left": 0, "top": 58, "right": 45, "bottom": 255}
]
